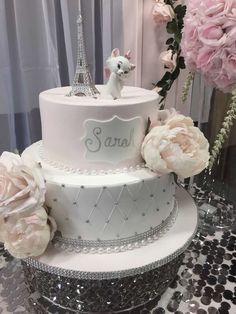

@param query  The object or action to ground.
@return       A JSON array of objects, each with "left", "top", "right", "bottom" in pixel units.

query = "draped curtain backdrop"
[{"left": 0, "top": 0, "right": 212, "bottom": 154}]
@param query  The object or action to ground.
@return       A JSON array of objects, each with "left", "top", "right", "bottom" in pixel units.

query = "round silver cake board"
[{"left": 23, "top": 187, "right": 198, "bottom": 313}]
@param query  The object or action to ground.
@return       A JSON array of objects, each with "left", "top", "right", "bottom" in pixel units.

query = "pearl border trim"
[{"left": 37, "top": 142, "right": 146, "bottom": 175}]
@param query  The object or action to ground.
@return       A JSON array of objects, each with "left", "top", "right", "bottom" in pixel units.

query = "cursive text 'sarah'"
[{"left": 85, "top": 127, "right": 135, "bottom": 153}]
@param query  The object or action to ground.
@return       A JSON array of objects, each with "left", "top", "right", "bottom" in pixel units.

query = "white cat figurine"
[{"left": 106, "top": 48, "right": 135, "bottom": 99}]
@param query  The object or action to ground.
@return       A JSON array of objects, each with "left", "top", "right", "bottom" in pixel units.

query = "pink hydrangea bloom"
[{"left": 181, "top": 0, "right": 236, "bottom": 92}]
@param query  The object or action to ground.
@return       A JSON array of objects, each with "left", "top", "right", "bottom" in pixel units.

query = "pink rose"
[
  {"left": 224, "top": 26, "right": 236, "bottom": 46},
  {"left": 211, "top": 72, "right": 235, "bottom": 92},
  {"left": 188, "top": 0, "right": 232, "bottom": 17},
  {"left": 141, "top": 110, "right": 209, "bottom": 178},
  {"left": 213, "top": 77, "right": 229, "bottom": 91},
  {"left": 182, "top": 18, "right": 199, "bottom": 47},
  {"left": 160, "top": 50, "right": 177, "bottom": 72},
  {"left": 225, "top": 51, "right": 236, "bottom": 79},
  {"left": 152, "top": 0, "right": 175, "bottom": 25},
  {"left": 2, "top": 208, "right": 56, "bottom": 258},
  {"left": 181, "top": 20, "right": 202, "bottom": 71},
  {"left": 198, "top": 23, "right": 226, "bottom": 47},
  {"left": 196, "top": 47, "right": 219, "bottom": 72},
  {"left": 198, "top": 46, "right": 236, "bottom": 91},
  {"left": 181, "top": 0, "right": 236, "bottom": 92},
  {"left": 225, "top": 7, "right": 236, "bottom": 28},
  {"left": 204, "top": 0, "right": 226, "bottom": 16},
  {"left": 0, "top": 152, "right": 45, "bottom": 216}
]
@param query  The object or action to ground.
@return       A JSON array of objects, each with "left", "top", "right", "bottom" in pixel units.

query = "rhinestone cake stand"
[{"left": 23, "top": 187, "right": 198, "bottom": 313}]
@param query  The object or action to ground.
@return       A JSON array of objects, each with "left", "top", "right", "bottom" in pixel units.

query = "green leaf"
[
  {"left": 174, "top": 32, "right": 181, "bottom": 44},
  {"left": 174, "top": 5, "right": 186, "bottom": 20},
  {"left": 178, "top": 20, "right": 184, "bottom": 32},
  {"left": 165, "top": 0, "right": 173, "bottom": 5},
  {"left": 178, "top": 56, "right": 186, "bottom": 69},
  {"left": 174, "top": 5, "right": 182, "bottom": 13},
  {"left": 162, "top": 71, "right": 172, "bottom": 80},
  {"left": 166, "top": 20, "right": 178, "bottom": 34},
  {"left": 159, "top": 101, "right": 165, "bottom": 109},
  {"left": 174, "top": 5, "right": 186, "bottom": 34},
  {"left": 171, "top": 67, "right": 180, "bottom": 80},
  {"left": 156, "top": 80, "right": 167, "bottom": 88},
  {"left": 158, "top": 89, "right": 167, "bottom": 97},
  {"left": 166, "top": 38, "right": 174, "bottom": 45},
  {"left": 168, "top": 45, "right": 175, "bottom": 51}
]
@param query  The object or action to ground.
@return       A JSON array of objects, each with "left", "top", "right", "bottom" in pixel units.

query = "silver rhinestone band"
[
  {"left": 25, "top": 215, "right": 198, "bottom": 280},
  {"left": 51, "top": 201, "right": 178, "bottom": 254}
]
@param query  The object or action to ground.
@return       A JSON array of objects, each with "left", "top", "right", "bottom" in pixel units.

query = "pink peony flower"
[
  {"left": 0, "top": 152, "right": 45, "bottom": 216},
  {"left": 141, "top": 110, "right": 209, "bottom": 178},
  {"left": 2, "top": 208, "right": 56, "bottom": 258},
  {"left": 160, "top": 50, "right": 177, "bottom": 72},
  {"left": 181, "top": 0, "right": 236, "bottom": 92},
  {"left": 0, "top": 151, "right": 57, "bottom": 258},
  {"left": 152, "top": 0, "right": 175, "bottom": 25},
  {"left": 150, "top": 108, "right": 178, "bottom": 128}
]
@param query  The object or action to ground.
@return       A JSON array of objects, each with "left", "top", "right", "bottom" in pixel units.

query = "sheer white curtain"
[
  {"left": 0, "top": 0, "right": 62, "bottom": 153},
  {"left": 0, "top": 0, "right": 124, "bottom": 153},
  {"left": 0, "top": 0, "right": 211, "bottom": 154},
  {"left": 102, "top": 0, "right": 123, "bottom": 73}
]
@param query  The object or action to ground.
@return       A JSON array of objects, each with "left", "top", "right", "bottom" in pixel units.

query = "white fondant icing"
[
  {"left": 52, "top": 203, "right": 178, "bottom": 254},
  {"left": 27, "top": 187, "right": 198, "bottom": 278},
  {"left": 40, "top": 85, "right": 158, "bottom": 171},
  {"left": 40, "top": 140, "right": 146, "bottom": 175},
  {"left": 23, "top": 142, "right": 176, "bottom": 243}
]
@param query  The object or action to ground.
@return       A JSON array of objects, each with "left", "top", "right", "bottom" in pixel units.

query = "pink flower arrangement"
[
  {"left": 160, "top": 50, "right": 177, "bottom": 72},
  {"left": 141, "top": 109, "right": 209, "bottom": 178},
  {"left": 0, "top": 152, "right": 57, "bottom": 258},
  {"left": 181, "top": 0, "right": 236, "bottom": 92},
  {"left": 152, "top": 0, "right": 175, "bottom": 25}
]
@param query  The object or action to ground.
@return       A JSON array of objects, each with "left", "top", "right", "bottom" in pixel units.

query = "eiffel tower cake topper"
[{"left": 68, "top": 0, "right": 100, "bottom": 97}]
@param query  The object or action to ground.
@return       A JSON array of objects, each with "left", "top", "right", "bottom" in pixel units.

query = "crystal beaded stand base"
[
  {"left": 23, "top": 187, "right": 198, "bottom": 313},
  {"left": 23, "top": 254, "right": 184, "bottom": 313}
]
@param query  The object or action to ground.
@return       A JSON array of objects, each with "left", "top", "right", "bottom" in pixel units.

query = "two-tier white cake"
[
  {"left": 22, "top": 85, "right": 198, "bottom": 313},
  {"left": 24, "top": 86, "right": 177, "bottom": 250}
]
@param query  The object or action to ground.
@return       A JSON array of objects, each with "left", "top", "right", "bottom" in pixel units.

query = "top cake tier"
[{"left": 40, "top": 86, "right": 159, "bottom": 173}]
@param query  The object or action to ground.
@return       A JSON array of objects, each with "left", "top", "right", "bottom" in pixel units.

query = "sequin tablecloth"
[{"left": 0, "top": 193, "right": 236, "bottom": 314}]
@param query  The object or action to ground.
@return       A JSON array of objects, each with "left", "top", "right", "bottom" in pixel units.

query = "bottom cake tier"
[{"left": 23, "top": 187, "right": 198, "bottom": 313}]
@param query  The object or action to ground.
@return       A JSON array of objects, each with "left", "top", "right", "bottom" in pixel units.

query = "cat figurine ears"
[
  {"left": 104, "top": 49, "right": 136, "bottom": 80},
  {"left": 110, "top": 48, "right": 135, "bottom": 70},
  {"left": 111, "top": 48, "right": 120, "bottom": 58}
]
